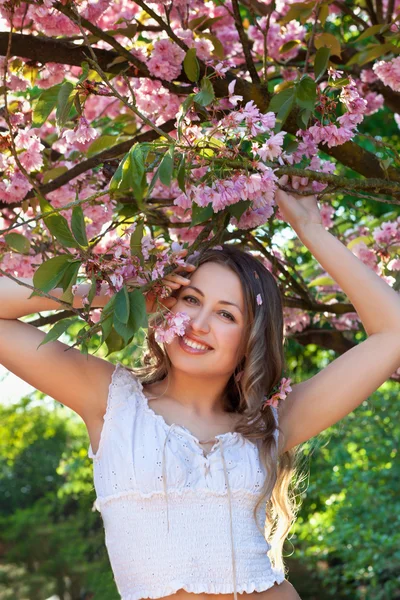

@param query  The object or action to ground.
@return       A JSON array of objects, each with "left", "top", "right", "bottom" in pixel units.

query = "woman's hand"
[
  {"left": 275, "top": 174, "right": 323, "bottom": 233},
  {"left": 144, "top": 249, "right": 196, "bottom": 314}
]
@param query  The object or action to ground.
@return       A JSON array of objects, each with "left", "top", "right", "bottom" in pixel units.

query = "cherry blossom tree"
[{"left": 0, "top": 0, "right": 399, "bottom": 378}]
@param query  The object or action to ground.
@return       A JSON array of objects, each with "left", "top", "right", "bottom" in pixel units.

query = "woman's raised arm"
[{"left": 0, "top": 276, "right": 115, "bottom": 423}]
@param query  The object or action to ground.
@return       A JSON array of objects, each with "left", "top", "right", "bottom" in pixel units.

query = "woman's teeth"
[{"left": 182, "top": 336, "right": 211, "bottom": 351}]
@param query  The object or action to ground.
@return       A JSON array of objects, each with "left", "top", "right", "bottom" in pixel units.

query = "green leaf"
[
  {"left": 87, "top": 275, "right": 98, "bottom": 306},
  {"left": 318, "top": 3, "right": 329, "bottom": 27},
  {"left": 130, "top": 221, "right": 144, "bottom": 258},
  {"left": 314, "top": 32, "right": 341, "bottom": 58},
  {"left": 228, "top": 200, "right": 251, "bottom": 220},
  {"left": 37, "top": 318, "right": 76, "bottom": 348},
  {"left": 191, "top": 202, "right": 214, "bottom": 226},
  {"left": 183, "top": 48, "right": 200, "bottom": 82},
  {"left": 188, "top": 15, "right": 223, "bottom": 31},
  {"left": 197, "top": 33, "right": 225, "bottom": 60},
  {"left": 86, "top": 135, "right": 119, "bottom": 158},
  {"left": 32, "top": 84, "right": 62, "bottom": 127},
  {"left": 193, "top": 77, "right": 215, "bottom": 107},
  {"left": 115, "top": 286, "right": 130, "bottom": 324},
  {"left": 296, "top": 75, "right": 316, "bottom": 110},
  {"left": 71, "top": 205, "right": 88, "bottom": 247},
  {"left": 42, "top": 166, "right": 69, "bottom": 185},
  {"left": 177, "top": 154, "right": 186, "bottom": 193},
  {"left": 128, "top": 289, "right": 148, "bottom": 331},
  {"left": 109, "top": 153, "right": 128, "bottom": 191},
  {"left": 113, "top": 313, "right": 135, "bottom": 344},
  {"left": 40, "top": 197, "right": 80, "bottom": 249},
  {"left": 177, "top": 94, "right": 195, "bottom": 128},
  {"left": 280, "top": 1, "right": 314, "bottom": 25},
  {"left": 4, "top": 232, "right": 30, "bottom": 255},
  {"left": 346, "top": 42, "right": 400, "bottom": 67},
  {"left": 77, "top": 61, "right": 90, "bottom": 85},
  {"left": 307, "top": 275, "right": 336, "bottom": 287},
  {"left": 314, "top": 47, "right": 331, "bottom": 82},
  {"left": 105, "top": 327, "right": 125, "bottom": 355},
  {"left": 56, "top": 81, "right": 75, "bottom": 127},
  {"left": 59, "top": 260, "right": 81, "bottom": 303},
  {"left": 268, "top": 86, "right": 295, "bottom": 113},
  {"left": 33, "top": 255, "right": 72, "bottom": 293},
  {"left": 296, "top": 108, "right": 312, "bottom": 129},
  {"left": 158, "top": 146, "right": 175, "bottom": 187},
  {"left": 356, "top": 23, "right": 389, "bottom": 43},
  {"left": 279, "top": 40, "right": 301, "bottom": 54},
  {"left": 274, "top": 90, "right": 296, "bottom": 132},
  {"left": 111, "top": 144, "right": 147, "bottom": 202},
  {"left": 100, "top": 312, "right": 113, "bottom": 345}
]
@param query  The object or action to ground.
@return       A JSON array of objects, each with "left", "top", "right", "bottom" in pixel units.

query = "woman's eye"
[
  {"left": 183, "top": 295, "right": 198, "bottom": 304},
  {"left": 182, "top": 296, "right": 235, "bottom": 322},
  {"left": 221, "top": 311, "right": 235, "bottom": 322}
]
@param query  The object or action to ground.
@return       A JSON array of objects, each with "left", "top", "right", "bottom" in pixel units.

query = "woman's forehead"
[{"left": 190, "top": 262, "right": 245, "bottom": 307}]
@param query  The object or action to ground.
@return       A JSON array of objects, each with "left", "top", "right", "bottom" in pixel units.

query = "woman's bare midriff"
[{"left": 146, "top": 581, "right": 301, "bottom": 600}]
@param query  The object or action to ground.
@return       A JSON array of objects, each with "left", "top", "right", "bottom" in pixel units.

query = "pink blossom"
[
  {"left": 154, "top": 311, "right": 191, "bottom": 344},
  {"left": 263, "top": 377, "right": 292, "bottom": 408},
  {"left": 147, "top": 38, "right": 185, "bottom": 82},
  {"left": 283, "top": 307, "right": 310, "bottom": 335},
  {"left": 257, "top": 132, "right": 286, "bottom": 161},
  {"left": 62, "top": 117, "right": 98, "bottom": 145},
  {"left": 234, "top": 204, "right": 275, "bottom": 229},
  {"left": 0, "top": 170, "right": 32, "bottom": 203},
  {"left": 0, "top": 252, "right": 43, "bottom": 278},
  {"left": 227, "top": 80, "right": 243, "bottom": 107},
  {"left": 387, "top": 258, "right": 400, "bottom": 271},
  {"left": 256, "top": 293, "right": 263, "bottom": 305},
  {"left": 36, "top": 63, "right": 66, "bottom": 89},
  {"left": 373, "top": 56, "right": 400, "bottom": 92},
  {"left": 373, "top": 220, "right": 399, "bottom": 245},
  {"left": 351, "top": 241, "right": 380, "bottom": 273},
  {"left": 320, "top": 204, "right": 335, "bottom": 229}
]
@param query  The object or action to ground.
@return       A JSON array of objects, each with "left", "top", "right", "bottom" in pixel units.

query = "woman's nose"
[{"left": 190, "top": 311, "right": 210, "bottom": 333}]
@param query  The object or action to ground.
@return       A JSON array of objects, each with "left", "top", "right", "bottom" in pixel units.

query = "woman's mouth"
[{"left": 178, "top": 335, "right": 213, "bottom": 355}]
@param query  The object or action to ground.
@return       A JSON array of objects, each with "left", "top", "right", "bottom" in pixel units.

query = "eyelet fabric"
[{"left": 88, "top": 362, "right": 285, "bottom": 599}]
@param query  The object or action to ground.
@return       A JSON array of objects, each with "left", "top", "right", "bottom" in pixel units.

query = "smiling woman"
[{"left": 117, "top": 244, "right": 302, "bottom": 600}]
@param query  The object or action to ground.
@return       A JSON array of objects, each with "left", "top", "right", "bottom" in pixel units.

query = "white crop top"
[{"left": 88, "top": 362, "right": 285, "bottom": 600}]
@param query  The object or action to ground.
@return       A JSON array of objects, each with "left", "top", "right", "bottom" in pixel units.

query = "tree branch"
[
  {"left": 386, "top": 0, "right": 396, "bottom": 23},
  {"left": 27, "top": 310, "right": 76, "bottom": 327},
  {"left": 22, "top": 119, "right": 176, "bottom": 201},
  {"left": 0, "top": 32, "right": 189, "bottom": 95},
  {"left": 291, "top": 326, "right": 357, "bottom": 354},
  {"left": 231, "top": 0, "right": 261, "bottom": 84}
]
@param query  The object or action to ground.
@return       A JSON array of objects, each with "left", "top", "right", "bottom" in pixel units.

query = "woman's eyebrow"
[{"left": 185, "top": 285, "right": 243, "bottom": 313}]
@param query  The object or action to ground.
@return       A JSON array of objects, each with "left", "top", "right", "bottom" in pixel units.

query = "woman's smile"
[{"left": 178, "top": 335, "right": 214, "bottom": 354}]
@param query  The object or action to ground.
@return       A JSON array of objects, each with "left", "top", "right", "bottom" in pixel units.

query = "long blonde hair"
[{"left": 133, "top": 244, "right": 304, "bottom": 575}]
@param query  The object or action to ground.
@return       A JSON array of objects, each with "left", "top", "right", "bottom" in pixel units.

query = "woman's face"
[{"left": 166, "top": 262, "right": 246, "bottom": 378}]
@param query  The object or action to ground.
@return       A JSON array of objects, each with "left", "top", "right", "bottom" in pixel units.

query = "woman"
[{"left": 1, "top": 186, "right": 399, "bottom": 600}]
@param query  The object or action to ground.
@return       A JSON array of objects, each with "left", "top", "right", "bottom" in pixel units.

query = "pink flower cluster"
[
  {"left": 351, "top": 241, "right": 380, "bottom": 274},
  {"left": 15, "top": 128, "right": 45, "bottom": 172},
  {"left": 147, "top": 38, "right": 186, "bottom": 82},
  {"left": 62, "top": 117, "right": 98, "bottom": 145},
  {"left": 220, "top": 101, "right": 276, "bottom": 137},
  {"left": 248, "top": 15, "right": 305, "bottom": 63},
  {"left": 262, "top": 377, "right": 292, "bottom": 409},
  {"left": 175, "top": 167, "right": 277, "bottom": 217},
  {"left": 372, "top": 217, "right": 400, "bottom": 246},
  {"left": 297, "top": 78, "right": 367, "bottom": 149},
  {"left": 154, "top": 311, "right": 191, "bottom": 344},
  {"left": 373, "top": 56, "right": 400, "bottom": 92}
]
